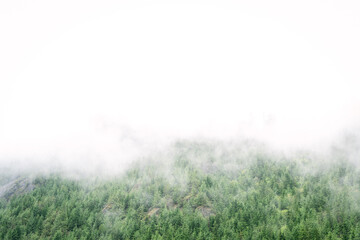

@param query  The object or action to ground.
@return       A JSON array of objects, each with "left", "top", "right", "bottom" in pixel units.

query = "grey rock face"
[{"left": 0, "top": 177, "right": 35, "bottom": 200}]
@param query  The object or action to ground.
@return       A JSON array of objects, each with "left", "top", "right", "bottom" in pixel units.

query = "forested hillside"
[{"left": 1, "top": 140, "right": 360, "bottom": 239}]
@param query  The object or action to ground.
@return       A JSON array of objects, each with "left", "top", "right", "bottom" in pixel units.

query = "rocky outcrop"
[{"left": 0, "top": 177, "right": 34, "bottom": 200}]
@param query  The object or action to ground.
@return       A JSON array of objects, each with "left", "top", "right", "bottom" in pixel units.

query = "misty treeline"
[{"left": 1, "top": 139, "right": 360, "bottom": 239}]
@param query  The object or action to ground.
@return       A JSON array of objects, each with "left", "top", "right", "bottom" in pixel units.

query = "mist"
[{"left": 1, "top": 0, "right": 360, "bottom": 176}]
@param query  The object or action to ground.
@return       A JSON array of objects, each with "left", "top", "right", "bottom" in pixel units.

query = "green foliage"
[{"left": 1, "top": 141, "right": 360, "bottom": 239}]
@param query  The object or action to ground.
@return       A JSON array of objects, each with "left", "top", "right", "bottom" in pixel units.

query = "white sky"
[{"left": 1, "top": 0, "right": 360, "bottom": 165}]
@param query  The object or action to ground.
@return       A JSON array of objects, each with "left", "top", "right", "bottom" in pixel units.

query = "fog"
[{"left": 1, "top": 0, "right": 360, "bottom": 176}]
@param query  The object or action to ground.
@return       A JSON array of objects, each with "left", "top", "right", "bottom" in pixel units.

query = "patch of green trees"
[{"left": 1, "top": 141, "right": 360, "bottom": 239}]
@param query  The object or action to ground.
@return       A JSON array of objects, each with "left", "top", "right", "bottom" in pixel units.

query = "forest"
[{"left": 1, "top": 139, "right": 360, "bottom": 239}]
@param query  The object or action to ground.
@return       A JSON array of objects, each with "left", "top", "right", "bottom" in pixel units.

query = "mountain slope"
[{"left": 1, "top": 140, "right": 360, "bottom": 239}]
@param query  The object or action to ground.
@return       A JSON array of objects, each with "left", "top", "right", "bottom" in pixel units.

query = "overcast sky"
[{"left": 1, "top": 0, "right": 360, "bottom": 165}]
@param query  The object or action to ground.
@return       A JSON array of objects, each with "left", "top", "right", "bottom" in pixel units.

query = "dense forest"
[{"left": 1, "top": 140, "right": 360, "bottom": 239}]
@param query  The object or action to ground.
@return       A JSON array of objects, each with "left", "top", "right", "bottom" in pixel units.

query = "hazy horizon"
[{"left": 1, "top": 0, "right": 360, "bottom": 175}]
